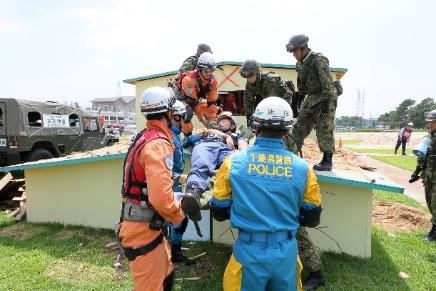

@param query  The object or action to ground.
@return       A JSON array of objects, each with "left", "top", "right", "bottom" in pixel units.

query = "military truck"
[{"left": 0, "top": 98, "right": 119, "bottom": 166}]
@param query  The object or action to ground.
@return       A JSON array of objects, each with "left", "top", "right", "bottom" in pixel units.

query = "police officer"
[
  {"left": 239, "top": 59, "right": 294, "bottom": 127},
  {"left": 410, "top": 109, "right": 436, "bottom": 241},
  {"left": 179, "top": 43, "right": 212, "bottom": 73},
  {"left": 211, "top": 97, "right": 322, "bottom": 290},
  {"left": 169, "top": 100, "right": 195, "bottom": 265},
  {"left": 286, "top": 34, "right": 339, "bottom": 171},
  {"left": 118, "top": 87, "right": 187, "bottom": 290}
]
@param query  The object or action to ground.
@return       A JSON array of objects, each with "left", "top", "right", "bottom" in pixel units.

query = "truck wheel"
[{"left": 25, "top": 148, "right": 54, "bottom": 162}]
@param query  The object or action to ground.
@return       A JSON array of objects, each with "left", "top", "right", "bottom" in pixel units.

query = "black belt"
[{"left": 123, "top": 232, "right": 164, "bottom": 261}]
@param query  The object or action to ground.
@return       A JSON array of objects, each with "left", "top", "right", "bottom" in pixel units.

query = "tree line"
[{"left": 336, "top": 97, "right": 435, "bottom": 129}]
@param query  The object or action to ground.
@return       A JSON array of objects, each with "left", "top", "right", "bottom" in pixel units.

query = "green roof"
[{"left": 123, "top": 61, "right": 348, "bottom": 84}]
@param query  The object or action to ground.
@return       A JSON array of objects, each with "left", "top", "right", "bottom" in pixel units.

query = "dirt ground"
[
  {"left": 335, "top": 131, "right": 427, "bottom": 149},
  {"left": 372, "top": 201, "right": 431, "bottom": 233}
]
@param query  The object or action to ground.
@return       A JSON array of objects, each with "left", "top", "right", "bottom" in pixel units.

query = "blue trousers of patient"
[{"left": 186, "top": 140, "right": 232, "bottom": 191}]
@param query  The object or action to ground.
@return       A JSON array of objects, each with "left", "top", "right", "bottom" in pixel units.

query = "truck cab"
[{"left": 0, "top": 98, "right": 119, "bottom": 166}]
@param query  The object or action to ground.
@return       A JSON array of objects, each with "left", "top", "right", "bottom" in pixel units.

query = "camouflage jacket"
[
  {"left": 243, "top": 71, "right": 293, "bottom": 116},
  {"left": 179, "top": 55, "right": 198, "bottom": 72},
  {"left": 296, "top": 51, "right": 336, "bottom": 107},
  {"left": 417, "top": 131, "right": 436, "bottom": 182}
]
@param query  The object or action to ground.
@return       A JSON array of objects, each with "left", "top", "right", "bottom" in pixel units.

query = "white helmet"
[
  {"left": 140, "top": 87, "right": 175, "bottom": 116},
  {"left": 197, "top": 52, "right": 216, "bottom": 69},
  {"left": 407, "top": 122, "right": 413, "bottom": 126},
  {"left": 172, "top": 100, "right": 187, "bottom": 118},
  {"left": 251, "top": 97, "right": 293, "bottom": 129}
]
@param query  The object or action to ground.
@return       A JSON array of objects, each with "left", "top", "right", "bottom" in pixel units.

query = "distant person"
[
  {"left": 395, "top": 122, "right": 413, "bottom": 155},
  {"left": 409, "top": 109, "right": 436, "bottom": 242},
  {"left": 179, "top": 43, "right": 212, "bottom": 73}
]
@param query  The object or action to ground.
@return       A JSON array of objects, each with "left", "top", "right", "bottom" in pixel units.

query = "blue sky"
[{"left": 0, "top": 0, "right": 435, "bottom": 117}]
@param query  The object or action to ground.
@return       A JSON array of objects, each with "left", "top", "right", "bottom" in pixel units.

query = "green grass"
[
  {"left": 370, "top": 155, "right": 416, "bottom": 172},
  {"left": 373, "top": 190, "right": 427, "bottom": 210},
  {"left": 0, "top": 212, "right": 15, "bottom": 228},
  {"left": 349, "top": 148, "right": 396, "bottom": 154},
  {"left": 1, "top": 190, "right": 434, "bottom": 290}
]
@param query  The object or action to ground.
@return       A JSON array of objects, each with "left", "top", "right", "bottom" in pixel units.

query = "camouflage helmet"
[
  {"left": 240, "top": 59, "right": 260, "bottom": 78},
  {"left": 217, "top": 111, "right": 237, "bottom": 132},
  {"left": 425, "top": 109, "right": 436, "bottom": 122},
  {"left": 286, "top": 34, "right": 309, "bottom": 53},
  {"left": 198, "top": 43, "right": 212, "bottom": 54}
]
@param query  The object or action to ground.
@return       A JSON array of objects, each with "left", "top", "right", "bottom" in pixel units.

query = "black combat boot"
[
  {"left": 171, "top": 243, "right": 195, "bottom": 265},
  {"left": 313, "top": 153, "right": 333, "bottom": 171},
  {"left": 427, "top": 224, "right": 436, "bottom": 242},
  {"left": 303, "top": 270, "right": 326, "bottom": 290},
  {"left": 181, "top": 184, "right": 203, "bottom": 221}
]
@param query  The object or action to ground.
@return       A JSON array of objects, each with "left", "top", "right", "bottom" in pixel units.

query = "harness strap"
[
  {"left": 124, "top": 192, "right": 148, "bottom": 203},
  {"left": 123, "top": 232, "right": 164, "bottom": 261}
]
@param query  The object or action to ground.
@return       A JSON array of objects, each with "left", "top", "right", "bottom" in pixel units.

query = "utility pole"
[{"left": 117, "top": 81, "right": 121, "bottom": 98}]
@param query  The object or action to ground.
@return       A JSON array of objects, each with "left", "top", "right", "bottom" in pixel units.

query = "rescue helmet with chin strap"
[
  {"left": 251, "top": 96, "right": 293, "bottom": 130},
  {"left": 172, "top": 100, "right": 187, "bottom": 120},
  {"left": 140, "top": 87, "right": 175, "bottom": 117},
  {"left": 197, "top": 52, "right": 216, "bottom": 70}
]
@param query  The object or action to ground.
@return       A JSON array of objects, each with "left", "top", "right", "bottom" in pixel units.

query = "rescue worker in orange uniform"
[
  {"left": 178, "top": 52, "right": 220, "bottom": 134},
  {"left": 118, "top": 87, "right": 187, "bottom": 291}
]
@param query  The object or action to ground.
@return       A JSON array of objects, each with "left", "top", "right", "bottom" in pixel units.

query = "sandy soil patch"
[{"left": 372, "top": 201, "right": 431, "bottom": 233}]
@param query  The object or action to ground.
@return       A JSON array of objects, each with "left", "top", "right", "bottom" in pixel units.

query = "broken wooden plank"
[
  {"left": 0, "top": 173, "right": 13, "bottom": 195},
  {"left": 14, "top": 206, "right": 26, "bottom": 221},
  {"left": 12, "top": 193, "right": 26, "bottom": 201},
  {"left": 7, "top": 207, "right": 20, "bottom": 218}
]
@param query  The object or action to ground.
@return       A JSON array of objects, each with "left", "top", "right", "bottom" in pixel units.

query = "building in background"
[
  {"left": 124, "top": 61, "right": 347, "bottom": 130},
  {"left": 88, "top": 96, "right": 136, "bottom": 131}
]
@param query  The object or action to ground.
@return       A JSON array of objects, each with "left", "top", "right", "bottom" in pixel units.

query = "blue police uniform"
[
  {"left": 211, "top": 137, "right": 321, "bottom": 291},
  {"left": 170, "top": 125, "right": 188, "bottom": 245}
]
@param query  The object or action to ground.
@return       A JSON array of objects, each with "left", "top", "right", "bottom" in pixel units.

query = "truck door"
[{"left": 82, "top": 116, "right": 104, "bottom": 150}]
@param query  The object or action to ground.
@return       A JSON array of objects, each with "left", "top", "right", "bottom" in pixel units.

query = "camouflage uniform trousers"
[
  {"left": 297, "top": 227, "right": 323, "bottom": 273},
  {"left": 423, "top": 172, "right": 436, "bottom": 225},
  {"left": 283, "top": 133, "right": 299, "bottom": 155},
  {"left": 292, "top": 96, "right": 337, "bottom": 153}
]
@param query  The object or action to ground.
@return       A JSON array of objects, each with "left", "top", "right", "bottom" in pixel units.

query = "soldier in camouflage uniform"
[
  {"left": 409, "top": 109, "right": 436, "bottom": 241},
  {"left": 286, "top": 34, "right": 339, "bottom": 172},
  {"left": 179, "top": 43, "right": 212, "bottom": 73},
  {"left": 285, "top": 35, "right": 330, "bottom": 290},
  {"left": 239, "top": 59, "right": 294, "bottom": 126}
]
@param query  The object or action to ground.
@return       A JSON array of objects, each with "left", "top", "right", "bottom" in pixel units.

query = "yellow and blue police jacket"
[{"left": 211, "top": 137, "right": 321, "bottom": 233}]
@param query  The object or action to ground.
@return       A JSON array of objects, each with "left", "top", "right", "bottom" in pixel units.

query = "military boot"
[
  {"left": 427, "top": 224, "right": 436, "bottom": 242},
  {"left": 302, "top": 271, "right": 326, "bottom": 290},
  {"left": 171, "top": 243, "right": 195, "bottom": 265},
  {"left": 313, "top": 153, "right": 333, "bottom": 171},
  {"left": 181, "top": 184, "right": 202, "bottom": 221}
]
